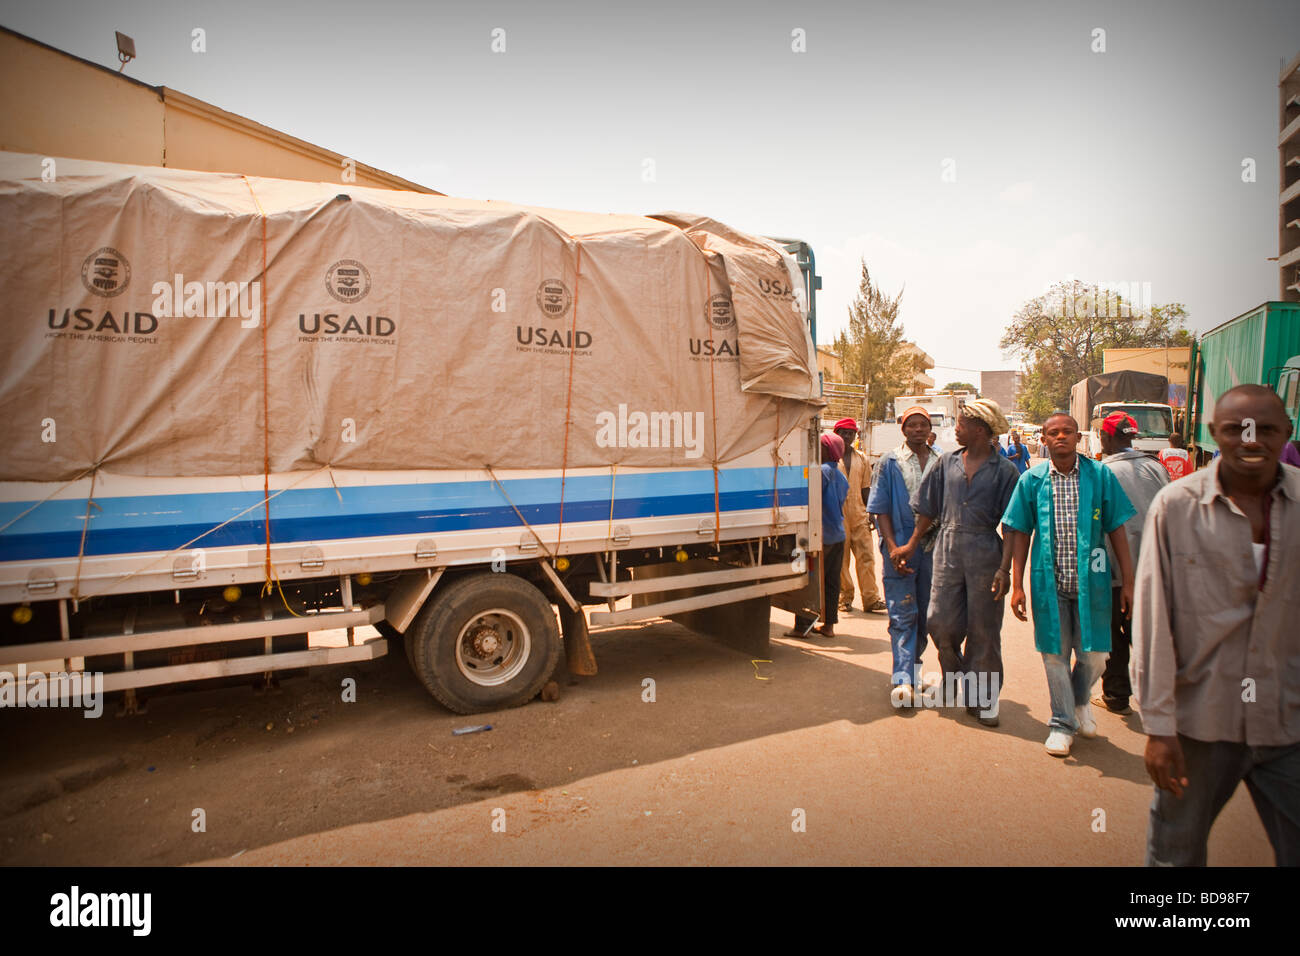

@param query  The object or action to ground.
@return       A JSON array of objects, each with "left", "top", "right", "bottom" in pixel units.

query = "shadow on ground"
[{"left": 0, "top": 607, "right": 1149, "bottom": 864}]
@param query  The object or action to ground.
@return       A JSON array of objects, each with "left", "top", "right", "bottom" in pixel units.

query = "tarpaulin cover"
[
  {"left": 0, "top": 153, "right": 823, "bottom": 482},
  {"left": 1069, "top": 370, "right": 1169, "bottom": 426}
]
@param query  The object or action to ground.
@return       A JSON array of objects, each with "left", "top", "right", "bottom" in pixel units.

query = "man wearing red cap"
[
  {"left": 1097, "top": 410, "right": 1169, "bottom": 716},
  {"left": 833, "top": 418, "right": 886, "bottom": 614}
]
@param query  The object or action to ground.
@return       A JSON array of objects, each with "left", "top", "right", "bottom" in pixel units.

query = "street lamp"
[{"left": 115, "top": 31, "right": 135, "bottom": 73}]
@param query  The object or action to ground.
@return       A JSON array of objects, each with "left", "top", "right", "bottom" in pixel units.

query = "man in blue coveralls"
[
  {"left": 868, "top": 406, "right": 940, "bottom": 710},
  {"left": 896, "top": 399, "right": 1020, "bottom": 726},
  {"left": 788, "top": 432, "right": 850, "bottom": 639},
  {"left": 1002, "top": 412, "right": 1136, "bottom": 758}
]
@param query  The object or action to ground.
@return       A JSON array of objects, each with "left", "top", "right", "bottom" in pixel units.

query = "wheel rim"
[{"left": 454, "top": 609, "right": 531, "bottom": 686}]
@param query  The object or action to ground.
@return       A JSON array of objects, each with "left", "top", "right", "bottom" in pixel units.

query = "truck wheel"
[{"left": 407, "top": 573, "right": 561, "bottom": 714}]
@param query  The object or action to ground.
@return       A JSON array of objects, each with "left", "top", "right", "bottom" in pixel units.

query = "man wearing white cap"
[{"left": 868, "top": 405, "right": 940, "bottom": 708}]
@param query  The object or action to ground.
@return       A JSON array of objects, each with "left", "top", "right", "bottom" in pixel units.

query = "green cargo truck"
[{"left": 1187, "top": 301, "right": 1300, "bottom": 457}]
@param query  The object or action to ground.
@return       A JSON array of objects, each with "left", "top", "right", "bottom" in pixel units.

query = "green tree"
[
  {"left": 941, "top": 381, "right": 979, "bottom": 395},
  {"left": 999, "top": 279, "right": 1191, "bottom": 421},
  {"left": 833, "top": 260, "right": 926, "bottom": 420}
]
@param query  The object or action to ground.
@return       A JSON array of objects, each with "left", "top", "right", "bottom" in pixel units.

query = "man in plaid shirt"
[{"left": 1002, "top": 412, "right": 1136, "bottom": 758}]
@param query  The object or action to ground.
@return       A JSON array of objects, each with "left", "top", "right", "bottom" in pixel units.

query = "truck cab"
[{"left": 1085, "top": 401, "right": 1175, "bottom": 458}]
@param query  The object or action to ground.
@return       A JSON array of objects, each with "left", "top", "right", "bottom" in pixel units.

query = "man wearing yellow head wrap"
[
  {"left": 895, "top": 398, "right": 1019, "bottom": 724},
  {"left": 961, "top": 398, "right": 1011, "bottom": 439}
]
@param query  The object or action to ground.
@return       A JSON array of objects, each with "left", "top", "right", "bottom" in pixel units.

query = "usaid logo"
[
  {"left": 325, "top": 259, "right": 371, "bottom": 303},
  {"left": 707, "top": 295, "right": 735, "bottom": 330},
  {"left": 535, "top": 278, "right": 571, "bottom": 319},
  {"left": 81, "top": 248, "right": 130, "bottom": 297},
  {"left": 757, "top": 275, "right": 794, "bottom": 299}
]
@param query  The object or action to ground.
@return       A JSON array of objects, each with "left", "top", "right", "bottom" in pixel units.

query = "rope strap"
[
  {"left": 240, "top": 175, "right": 274, "bottom": 592},
  {"left": 486, "top": 466, "right": 555, "bottom": 559}
]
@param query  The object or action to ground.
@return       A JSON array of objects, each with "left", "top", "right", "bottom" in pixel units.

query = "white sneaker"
[
  {"left": 890, "top": 684, "right": 915, "bottom": 709},
  {"left": 1075, "top": 703, "right": 1098, "bottom": 738},
  {"left": 1045, "top": 730, "right": 1073, "bottom": 757}
]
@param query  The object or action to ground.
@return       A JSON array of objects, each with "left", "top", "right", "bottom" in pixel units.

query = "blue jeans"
[
  {"left": 882, "top": 547, "right": 932, "bottom": 686},
  {"left": 1147, "top": 736, "right": 1300, "bottom": 866},
  {"left": 1041, "top": 591, "right": 1106, "bottom": 734}
]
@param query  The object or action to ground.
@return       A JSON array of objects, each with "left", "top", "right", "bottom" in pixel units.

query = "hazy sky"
[{"left": 4, "top": 0, "right": 1297, "bottom": 388}]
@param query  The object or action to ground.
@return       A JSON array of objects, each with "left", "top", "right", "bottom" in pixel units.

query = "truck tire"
[{"left": 407, "top": 572, "right": 561, "bottom": 714}]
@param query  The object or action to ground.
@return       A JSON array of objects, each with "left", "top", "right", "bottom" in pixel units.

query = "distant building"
[
  {"left": 817, "top": 342, "right": 932, "bottom": 391},
  {"left": 899, "top": 342, "right": 935, "bottom": 392},
  {"left": 1279, "top": 49, "right": 1300, "bottom": 301},
  {"left": 1102, "top": 347, "right": 1191, "bottom": 387},
  {"left": 1103, "top": 346, "right": 1191, "bottom": 409},
  {"left": 816, "top": 346, "right": 844, "bottom": 383},
  {"left": 981, "top": 370, "right": 1023, "bottom": 413},
  {"left": 0, "top": 25, "right": 438, "bottom": 193}
]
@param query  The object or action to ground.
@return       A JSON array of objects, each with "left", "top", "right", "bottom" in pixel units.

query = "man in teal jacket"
[{"left": 1002, "top": 412, "right": 1136, "bottom": 758}]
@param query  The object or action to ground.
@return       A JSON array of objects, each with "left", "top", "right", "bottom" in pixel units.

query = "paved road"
[{"left": 0, "top": 591, "right": 1271, "bottom": 866}]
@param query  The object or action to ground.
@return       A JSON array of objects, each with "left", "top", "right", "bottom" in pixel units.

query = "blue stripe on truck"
[{"left": 0, "top": 467, "right": 808, "bottom": 561}]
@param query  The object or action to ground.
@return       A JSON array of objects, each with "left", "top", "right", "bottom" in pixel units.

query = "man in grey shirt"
[
  {"left": 1097, "top": 411, "right": 1168, "bottom": 715},
  {"left": 1132, "top": 384, "right": 1300, "bottom": 866}
]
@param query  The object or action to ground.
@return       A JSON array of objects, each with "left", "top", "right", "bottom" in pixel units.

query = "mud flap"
[
  {"left": 558, "top": 602, "right": 597, "bottom": 676},
  {"left": 632, "top": 559, "right": 779, "bottom": 656}
]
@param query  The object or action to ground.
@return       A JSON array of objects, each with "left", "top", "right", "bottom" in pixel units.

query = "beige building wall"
[
  {"left": 898, "top": 341, "right": 935, "bottom": 391},
  {"left": 0, "top": 28, "right": 164, "bottom": 165},
  {"left": 1102, "top": 347, "right": 1191, "bottom": 387},
  {"left": 0, "top": 27, "right": 437, "bottom": 194},
  {"left": 817, "top": 346, "right": 843, "bottom": 382}
]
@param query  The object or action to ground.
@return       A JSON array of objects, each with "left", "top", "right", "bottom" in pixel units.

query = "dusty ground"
[{"left": 0, "top": 592, "right": 1273, "bottom": 866}]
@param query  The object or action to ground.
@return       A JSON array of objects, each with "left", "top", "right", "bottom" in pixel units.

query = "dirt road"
[{"left": 0, "top": 601, "right": 1271, "bottom": 866}]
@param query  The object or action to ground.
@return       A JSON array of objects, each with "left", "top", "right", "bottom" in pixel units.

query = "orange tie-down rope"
[
  {"left": 0, "top": 464, "right": 99, "bottom": 537},
  {"left": 73, "top": 465, "right": 332, "bottom": 604},
  {"left": 240, "top": 175, "right": 274, "bottom": 594},
  {"left": 704, "top": 257, "right": 721, "bottom": 549},
  {"left": 556, "top": 241, "right": 583, "bottom": 556},
  {"left": 69, "top": 466, "right": 100, "bottom": 605},
  {"left": 772, "top": 410, "right": 782, "bottom": 530}
]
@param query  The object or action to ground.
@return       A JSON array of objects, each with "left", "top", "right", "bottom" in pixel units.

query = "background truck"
[
  {"left": 889, "top": 391, "right": 973, "bottom": 442},
  {"left": 1186, "top": 301, "right": 1300, "bottom": 461},
  {"left": 1068, "top": 371, "right": 1174, "bottom": 458},
  {"left": 0, "top": 154, "right": 829, "bottom": 715}
]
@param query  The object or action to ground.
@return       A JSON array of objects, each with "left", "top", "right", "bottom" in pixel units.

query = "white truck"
[
  {"left": 887, "top": 391, "right": 972, "bottom": 450},
  {"left": 0, "top": 154, "right": 829, "bottom": 715},
  {"left": 1069, "top": 372, "right": 1174, "bottom": 459}
]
